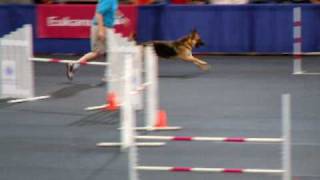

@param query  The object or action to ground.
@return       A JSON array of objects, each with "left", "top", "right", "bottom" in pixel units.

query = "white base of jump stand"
[
  {"left": 84, "top": 104, "right": 108, "bottom": 111},
  {"left": 96, "top": 142, "right": 166, "bottom": 147},
  {"left": 84, "top": 103, "right": 123, "bottom": 111},
  {"left": 293, "top": 71, "right": 320, "bottom": 75},
  {"left": 7, "top": 95, "right": 51, "bottom": 104}
]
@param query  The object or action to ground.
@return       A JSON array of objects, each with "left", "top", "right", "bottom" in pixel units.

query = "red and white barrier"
[
  {"left": 136, "top": 135, "right": 283, "bottom": 143},
  {"left": 136, "top": 166, "right": 284, "bottom": 174},
  {"left": 292, "top": 7, "right": 320, "bottom": 75},
  {"left": 128, "top": 94, "right": 292, "bottom": 180},
  {"left": 30, "top": 57, "right": 108, "bottom": 66}
]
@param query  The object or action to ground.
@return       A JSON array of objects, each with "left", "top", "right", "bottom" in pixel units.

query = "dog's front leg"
[{"left": 180, "top": 55, "right": 210, "bottom": 71}]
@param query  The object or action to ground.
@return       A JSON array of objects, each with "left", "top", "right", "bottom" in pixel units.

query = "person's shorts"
[{"left": 91, "top": 25, "right": 114, "bottom": 54}]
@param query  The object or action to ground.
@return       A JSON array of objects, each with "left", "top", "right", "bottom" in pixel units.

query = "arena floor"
[{"left": 0, "top": 55, "right": 319, "bottom": 180}]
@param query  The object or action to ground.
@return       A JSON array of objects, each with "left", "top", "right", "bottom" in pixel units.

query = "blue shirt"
[{"left": 93, "top": 0, "right": 118, "bottom": 28}]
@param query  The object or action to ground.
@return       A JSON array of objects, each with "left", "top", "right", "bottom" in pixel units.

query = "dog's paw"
[{"left": 199, "top": 64, "right": 211, "bottom": 72}]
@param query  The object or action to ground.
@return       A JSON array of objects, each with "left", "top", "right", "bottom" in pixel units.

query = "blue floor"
[{"left": 0, "top": 55, "right": 319, "bottom": 180}]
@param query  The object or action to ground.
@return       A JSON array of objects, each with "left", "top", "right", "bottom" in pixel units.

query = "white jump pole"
[
  {"left": 122, "top": 54, "right": 138, "bottom": 150},
  {"left": 293, "top": 7, "right": 303, "bottom": 75},
  {"left": 126, "top": 53, "right": 139, "bottom": 180},
  {"left": 292, "top": 7, "right": 320, "bottom": 75},
  {"left": 144, "top": 46, "right": 158, "bottom": 130},
  {"left": 282, "top": 94, "right": 291, "bottom": 180}
]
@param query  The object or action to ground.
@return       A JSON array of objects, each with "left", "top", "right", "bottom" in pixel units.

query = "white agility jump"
[
  {"left": 85, "top": 45, "right": 182, "bottom": 131},
  {"left": 126, "top": 94, "right": 292, "bottom": 180},
  {"left": 95, "top": 54, "right": 165, "bottom": 149},
  {"left": 292, "top": 7, "right": 320, "bottom": 75},
  {"left": 0, "top": 24, "right": 180, "bottom": 131},
  {"left": 0, "top": 24, "right": 112, "bottom": 104},
  {"left": 0, "top": 25, "right": 145, "bottom": 108}
]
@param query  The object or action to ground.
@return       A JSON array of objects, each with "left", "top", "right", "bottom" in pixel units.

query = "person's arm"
[
  {"left": 96, "top": 12, "right": 105, "bottom": 41},
  {"left": 96, "top": 0, "right": 111, "bottom": 41}
]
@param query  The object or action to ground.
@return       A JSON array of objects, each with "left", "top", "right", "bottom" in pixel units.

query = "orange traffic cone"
[
  {"left": 155, "top": 110, "right": 168, "bottom": 128},
  {"left": 105, "top": 92, "right": 118, "bottom": 111}
]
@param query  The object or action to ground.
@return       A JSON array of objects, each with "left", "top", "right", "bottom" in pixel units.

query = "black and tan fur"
[{"left": 144, "top": 29, "right": 210, "bottom": 71}]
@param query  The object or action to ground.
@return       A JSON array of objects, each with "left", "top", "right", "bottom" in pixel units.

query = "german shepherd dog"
[{"left": 144, "top": 29, "right": 210, "bottom": 71}]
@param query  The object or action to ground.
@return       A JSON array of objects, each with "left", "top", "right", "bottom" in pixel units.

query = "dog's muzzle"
[{"left": 195, "top": 40, "right": 205, "bottom": 48}]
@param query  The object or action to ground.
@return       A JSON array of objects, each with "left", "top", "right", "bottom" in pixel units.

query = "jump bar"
[
  {"left": 136, "top": 166, "right": 284, "bottom": 174},
  {"left": 31, "top": 57, "right": 109, "bottom": 66},
  {"left": 136, "top": 135, "right": 283, "bottom": 143},
  {"left": 96, "top": 142, "right": 166, "bottom": 147}
]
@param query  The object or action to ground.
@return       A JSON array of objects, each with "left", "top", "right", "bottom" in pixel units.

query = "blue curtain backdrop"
[{"left": 137, "top": 4, "right": 320, "bottom": 53}]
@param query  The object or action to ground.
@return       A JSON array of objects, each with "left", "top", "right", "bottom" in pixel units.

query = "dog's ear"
[
  {"left": 192, "top": 27, "right": 198, "bottom": 33},
  {"left": 191, "top": 28, "right": 198, "bottom": 37}
]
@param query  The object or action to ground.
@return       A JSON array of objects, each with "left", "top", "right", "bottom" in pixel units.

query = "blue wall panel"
[{"left": 137, "top": 4, "right": 320, "bottom": 53}]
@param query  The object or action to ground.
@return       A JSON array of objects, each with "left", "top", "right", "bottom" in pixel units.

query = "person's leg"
[{"left": 66, "top": 25, "right": 105, "bottom": 80}]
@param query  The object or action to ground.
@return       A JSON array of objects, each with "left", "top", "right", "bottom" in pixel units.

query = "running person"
[{"left": 66, "top": 0, "right": 118, "bottom": 80}]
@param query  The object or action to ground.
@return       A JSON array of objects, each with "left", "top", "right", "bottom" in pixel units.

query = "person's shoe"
[
  {"left": 66, "top": 63, "right": 74, "bottom": 80},
  {"left": 101, "top": 77, "right": 107, "bottom": 83}
]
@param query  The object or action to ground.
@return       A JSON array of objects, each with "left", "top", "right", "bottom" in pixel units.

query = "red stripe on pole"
[
  {"left": 224, "top": 137, "right": 245, "bottom": 142},
  {"left": 172, "top": 136, "right": 193, "bottom": 141},
  {"left": 294, "top": 38, "right": 302, "bottom": 43},
  {"left": 171, "top": 167, "right": 192, "bottom": 172},
  {"left": 223, "top": 169, "right": 243, "bottom": 173},
  {"left": 50, "top": 59, "right": 61, "bottom": 63},
  {"left": 293, "top": 54, "right": 302, "bottom": 59},
  {"left": 294, "top": 21, "right": 302, "bottom": 27}
]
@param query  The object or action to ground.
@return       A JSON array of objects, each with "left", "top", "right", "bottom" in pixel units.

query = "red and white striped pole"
[
  {"left": 136, "top": 135, "right": 283, "bottom": 143},
  {"left": 136, "top": 166, "right": 284, "bottom": 174},
  {"left": 293, "top": 7, "right": 303, "bottom": 75},
  {"left": 30, "top": 57, "right": 109, "bottom": 66}
]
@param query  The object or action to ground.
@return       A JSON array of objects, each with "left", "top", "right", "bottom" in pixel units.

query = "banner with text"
[{"left": 37, "top": 4, "right": 137, "bottom": 38}]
